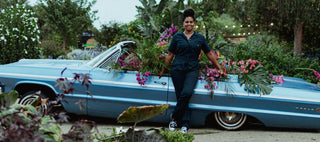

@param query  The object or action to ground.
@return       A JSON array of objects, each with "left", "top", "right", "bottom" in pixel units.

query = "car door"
[
  {"left": 87, "top": 69, "right": 169, "bottom": 122},
  {"left": 86, "top": 42, "right": 170, "bottom": 122}
]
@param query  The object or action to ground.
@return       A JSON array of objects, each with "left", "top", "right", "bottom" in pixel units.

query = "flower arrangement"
[
  {"left": 136, "top": 71, "right": 151, "bottom": 85},
  {"left": 113, "top": 24, "right": 179, "bottom": 84},
  {"left": 200, "top": 55, "right": 284, "bottom": 96},
  {"left": 113, "top": 24, "right": 285, "bottom": 96}
]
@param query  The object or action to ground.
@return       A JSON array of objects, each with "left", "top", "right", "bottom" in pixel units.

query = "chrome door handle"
[{"left": 154, "top": 81, "right": 167, "bottom": 85}]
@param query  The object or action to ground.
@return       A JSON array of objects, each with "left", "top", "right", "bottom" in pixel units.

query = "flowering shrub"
[
  {"left": 0, "top": 4, "right": 40, "bottom": 64},
  {"left": 157, "top": 24, "right": 178, "bottom": 47}
]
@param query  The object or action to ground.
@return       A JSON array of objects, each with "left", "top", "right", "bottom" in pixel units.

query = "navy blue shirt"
[{"left": 168, "top": 31, "right": 211, "bottom": 71}]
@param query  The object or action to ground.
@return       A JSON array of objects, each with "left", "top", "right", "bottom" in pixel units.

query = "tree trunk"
[
  {"left": 293, "top": 22, "right": 303, "bottom": 55},
  {"left": 63, "top": 36, "right": 66, "bottom": 50}
]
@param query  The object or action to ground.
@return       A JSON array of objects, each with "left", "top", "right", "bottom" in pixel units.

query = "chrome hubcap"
[{"left": 216, "top": 112, "right": 245, "bottom": 127}]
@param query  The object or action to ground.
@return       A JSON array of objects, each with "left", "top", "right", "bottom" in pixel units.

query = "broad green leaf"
[
  {"left": 0, "top": 90, "right": 19, "bottom": 108},
  {"left": 117, "top": 104, "right": 170, "bottom": 123},
  {"left": 39, "top": 116, "right": 62, "bottom": 142},
  {"left": 239, "top": 66, "right": 273, "bottom": 95}
]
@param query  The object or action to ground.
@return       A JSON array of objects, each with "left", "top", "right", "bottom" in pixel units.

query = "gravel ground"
[{"left": 60, "top": 116, "right": 320, "bottom": 142}]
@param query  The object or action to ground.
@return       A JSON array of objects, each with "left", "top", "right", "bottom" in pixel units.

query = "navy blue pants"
[{"left": 171, "top": 69, "right": 199, "bottom": 129}]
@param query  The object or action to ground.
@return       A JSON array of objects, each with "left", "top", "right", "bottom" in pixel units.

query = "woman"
[{"left": 159, "top": 9, "right": 223, "bottom": 133}]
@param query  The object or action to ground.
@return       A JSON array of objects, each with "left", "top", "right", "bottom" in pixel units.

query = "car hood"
[
  {"left": 0, "top": 59, "right": 94, "bottom": 78},
  {"left": 269, "top": 76, "right": 320, "bottom": 102},
  {"left": 3, "top": 59, "right": 91, "bottom": 70}
]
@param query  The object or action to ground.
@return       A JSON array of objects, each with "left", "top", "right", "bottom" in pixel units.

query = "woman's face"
[{"left": 183, "top": 17, "right": 195, "bottom": 32}]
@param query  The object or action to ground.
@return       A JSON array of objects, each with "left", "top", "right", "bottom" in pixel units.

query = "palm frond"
[{"left": 239, "top": 66, "right": 273, "bottom": 95}]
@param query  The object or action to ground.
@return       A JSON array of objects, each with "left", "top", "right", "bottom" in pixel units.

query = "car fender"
[{"left": 14, "top": 80, "right": 59, "bottom": 99}]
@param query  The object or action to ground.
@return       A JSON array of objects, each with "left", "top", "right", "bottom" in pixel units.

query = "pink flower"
[
  {"left": 314, "top": 71, "right": 320, "bottom": 80},
  {"left": 270, "top": 74, "right": 274, "bottom": 78},
  {"left": 238, "top": 60, "right": 244, "bottom": 65},
  {"left": 273, "top": 75, "right": 285, "bottom": 84}
]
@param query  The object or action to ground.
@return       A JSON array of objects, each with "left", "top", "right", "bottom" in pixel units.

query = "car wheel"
[
  {"left": 214, "top": 111, "right": 247, "bottom": 130},
  {"left": 19, "top": 90, "right": 49, "bottom": 115}
]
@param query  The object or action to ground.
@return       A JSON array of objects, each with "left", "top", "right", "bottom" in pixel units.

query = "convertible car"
[{"left": 1, "top": 41, "right": 320, "bottom": 130}]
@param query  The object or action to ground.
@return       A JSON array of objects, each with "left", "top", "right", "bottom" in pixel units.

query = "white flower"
[{"left": 23, "top": 36, "right": 28, "bottom": 40}]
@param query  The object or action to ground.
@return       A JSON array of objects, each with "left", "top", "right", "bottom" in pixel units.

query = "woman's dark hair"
[{"left": 183, "top": 8, "right": 195, "bottom": 21}]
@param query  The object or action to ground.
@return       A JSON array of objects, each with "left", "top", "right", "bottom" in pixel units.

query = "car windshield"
[{"left": 87, "top": 45, "right": 120, "bottom": 68}]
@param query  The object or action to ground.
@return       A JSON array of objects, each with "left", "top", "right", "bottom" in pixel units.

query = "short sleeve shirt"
[{"left": 168, "top": 31, "right": 211, "bottom": 71}]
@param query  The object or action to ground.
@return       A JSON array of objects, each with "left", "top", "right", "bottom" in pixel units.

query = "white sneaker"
[
  {"left": 169, "top": 121, "right": 177, "bottom": 131},
  {"left": 181, "top": 126, "right": 188, "bottom": 133}
]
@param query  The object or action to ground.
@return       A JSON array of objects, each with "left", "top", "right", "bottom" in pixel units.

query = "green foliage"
[
  {"left": 40, "top": 0, "right": 97, "bottom": 48},
  {"left": 105, "top": 20, "right": 144, "bottom": 48},
  {"left": 212, "top": 13, "right": 242, "bottom": 36},
  {"left": 0, "top": 90, "right": 19, "bottom": 108},
  {"left": 239, "top": 66, "right": 273, "bottom": 95},
  {"left": 95, "top": 127, "right": 195, "bottom": 142},
  {"left": 95, "top": 22, "right": 122, "bottom": 46},
  {"left": 94, "top": 127, "right": 125, "bottom": 142},
  {"left": 39, "top": 39, "right": 66, "bottom": 59},
  {"left": 137, "top": 43, "right": 167, "bottom": 74},
  {"left": 136, "top": 0, "right": 169, "bottom": 40},
  {"left": 223, "top": 34, "right": 320, "bottom": 83},
  {"left": 0, "top": 4, "right": 40, "bottom": 64},
  {"left": 230, "top": 0, "right": 320, "bottom": 55},
  {"left": 0, "top": 91, "right": 62, "bottom": 142},
  {"left": 0, "top": 0, "right": 28, "bottom": 9},
  {"left": 159, "top": 128, "right": 195, "bottom": 142}
]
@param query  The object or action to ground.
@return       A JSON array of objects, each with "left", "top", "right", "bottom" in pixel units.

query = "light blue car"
[{"left": 1, "top": 41, "right": 320, "bottom": 130}]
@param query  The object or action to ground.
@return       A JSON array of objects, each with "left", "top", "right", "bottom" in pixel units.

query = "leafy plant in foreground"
[
  {"left": 115, "top": 104, "right": 169, "bottom": 142},
  {"left": 0, "top": 91, "right": 62, "bottom": 142},
  {"left": 160, "top": 128, "right": 195, "bottom": 142}
]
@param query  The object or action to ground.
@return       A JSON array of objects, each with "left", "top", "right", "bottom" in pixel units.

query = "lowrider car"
[{"left": 1, "top": 41, "right": 320, "bottom": 130}]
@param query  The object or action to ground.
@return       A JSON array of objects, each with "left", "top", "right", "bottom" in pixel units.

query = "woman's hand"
[
  {"left": 158, "top": 67, "right": 166, "bottom": 79},
  {"left": 219, "top": 67, "right": 228, "bottom": 77}
]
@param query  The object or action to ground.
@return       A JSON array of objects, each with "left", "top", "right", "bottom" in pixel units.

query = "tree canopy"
[{"left": 39, "top": 0, "right": 97, "bottom": 49}]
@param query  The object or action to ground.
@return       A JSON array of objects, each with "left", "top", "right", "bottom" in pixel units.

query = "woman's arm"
[
  {"left": 158, "top": 51, "right": 175, "bottom": 78},
  {"left": 165, "top": 51, "right": 175, "bottom": 66},
  {"left": 206, "top": 51, "right": 222, "bottom": 71}
]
